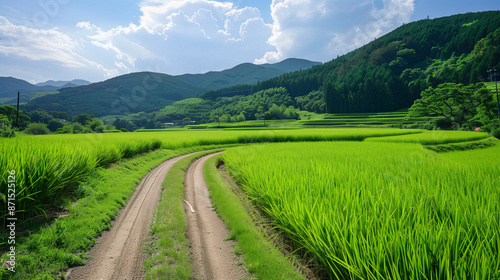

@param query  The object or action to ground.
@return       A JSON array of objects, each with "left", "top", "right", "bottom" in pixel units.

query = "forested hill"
[
  {"left": 250, "top": 11, "right": 500, "bottom": 113},
  {"left": 26, "top": 58, "right": 320, "bottom": 117}
]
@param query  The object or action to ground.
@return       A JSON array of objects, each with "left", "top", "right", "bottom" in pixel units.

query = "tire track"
[
  {"left": 67, "top": 152, "right": 196, "bottom": 280},
  {"left": 184, "top": 152, "right": 249, "bottom": 280}
]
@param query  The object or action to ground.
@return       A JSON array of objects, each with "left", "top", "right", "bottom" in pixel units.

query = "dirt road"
[
  {"left": 184, "top": 152, "right": 249, "bottom": 280},
  {"left": 66, "top": 153, "right": 194, "bottom": 280}
]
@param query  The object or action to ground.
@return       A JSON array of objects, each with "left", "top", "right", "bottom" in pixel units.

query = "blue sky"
[{"left": 0, "top": 0, "right": 498, "bottom": 83}]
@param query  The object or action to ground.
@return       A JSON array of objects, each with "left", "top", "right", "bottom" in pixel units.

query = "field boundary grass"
[
  {"left": 202, "top": 154, "right": 307, "bottom": 280},
  {"left": 142, "top": 149, "right": 224, "bottom": 279},
  {"left": 365, "top": 130, "right": 490, "bottom": 145},
  {"left": 424, "top": 137, "right": 499, "bottom": 152}
]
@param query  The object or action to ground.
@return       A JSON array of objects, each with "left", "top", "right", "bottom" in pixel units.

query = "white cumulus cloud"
[
  {"left": 0, "top": 16, "right": 84, "bottom": 67},
  {"left": 257, "top": 0, "right": 415, "bottom": 63},
  {"left": 0, "top": 16, "right": 118, "bottom": 81},
  {"left": 75, "top": 0, "right": 274, "bottom": 75},
  {"left": 138, "top": 0, "right": 233, "bottom": 35},
  {"left": 1, "top": 0, "right": 416, "bottom": 82}
]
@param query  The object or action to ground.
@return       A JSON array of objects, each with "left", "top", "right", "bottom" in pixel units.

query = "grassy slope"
[
  {"left": 183, "top": 110, "right": 435, "bottom": 129},
  {"left": 186, "top": 119, "right": 297, "bottom": 128}
]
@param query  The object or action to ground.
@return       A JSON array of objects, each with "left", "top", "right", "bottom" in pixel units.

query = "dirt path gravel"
[
  {"left": 184, "top": 152, "right": 249, "bottom": 280},
  {"left": 66, "top": 153, "right": 194, "bottom": 280}
]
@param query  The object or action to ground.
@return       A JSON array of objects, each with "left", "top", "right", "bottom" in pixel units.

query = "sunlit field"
[
  {"left": 1, "top": 127, "right": 497, "bottom": 279},
  {"left": 0, "top": 128, "right": 418, "bottom": 224},
  {"left": 224, "top": 142, "right": 500, "bottom": 279}
]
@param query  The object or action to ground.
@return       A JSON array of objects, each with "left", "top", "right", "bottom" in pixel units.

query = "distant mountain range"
[
  {"left": 20, "top": 58, "right": 321, "bottom": 116},
  {"left": 0, "top": 78, "right": 91, "bottom": 100},
  {"left": 36, "top": 79, "right": 91, "bottom": 88}
]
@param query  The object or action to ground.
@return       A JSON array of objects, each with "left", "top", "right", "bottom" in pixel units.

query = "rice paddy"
[
  {"left": 223, "top": 141, "right": 500, "bottom": 279},
  {"left": 0, "top": 128, "right": 418, "bottom": 225},
  {"left": 0, "top": 134, "right": 162, "bottom": 224}
]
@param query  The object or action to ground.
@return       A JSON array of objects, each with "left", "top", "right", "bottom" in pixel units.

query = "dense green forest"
[{"left": 250, "top": 11, "right": 500, "bottom": 114}]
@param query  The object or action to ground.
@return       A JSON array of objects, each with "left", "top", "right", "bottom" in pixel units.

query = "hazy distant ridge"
[{"left": 0, "top": 77, "right": 91, "bottom": 99}]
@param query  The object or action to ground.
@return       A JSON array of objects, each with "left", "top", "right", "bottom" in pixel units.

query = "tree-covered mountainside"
[
  {"left": 110, "top": 87, "right": 299, "bottom": 130},
  {"left": 177, "top": 58, "right": 321, "bottom": 90},
  {"left": 25, "top": 58, "right": 320, "bottom": 117},
  {"left": 27, "top": 72, "right": 204, "bottom": 116},
  {"left": 250, "top": 11, "right": 500, "bottom": 113},
  {"left": 1, "top": 91, "right": 61, "bottom": 105}
]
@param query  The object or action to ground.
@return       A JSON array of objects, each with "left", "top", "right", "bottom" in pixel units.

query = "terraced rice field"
[
  {"left": 366, "top": 130, "right": 490, "bottom": 145},
  {"left": 298, "top": 111, "right": 436, "bottom": 127}
]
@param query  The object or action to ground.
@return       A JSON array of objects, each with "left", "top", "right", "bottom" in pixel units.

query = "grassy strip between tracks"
[
  {"left": 0, "top": 145, "right": 232, "bottom": 280},
  {"left": 202, "top": 154, "right": 306, "bottom": 280},
  {"left": 143, "top": 149, "right": 225, "bottom": 279}
]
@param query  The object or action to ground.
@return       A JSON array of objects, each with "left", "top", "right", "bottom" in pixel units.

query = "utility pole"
[
  {"left": 488, "top": 69, "right": 500, "bottom": 127},
  {"left": 16, "top": 91, "right": 20, "bottom": 128}
]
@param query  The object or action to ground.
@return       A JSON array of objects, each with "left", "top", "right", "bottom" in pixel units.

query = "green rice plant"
[
  {"left": 150, "top": 128, "right": 421, "bottom": 148},
  {"left": 224, "top": 142, "right": 500, "bottom": 279},
  {"left": 0, "top": 134, "right": 163, "bottom": 227}
]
